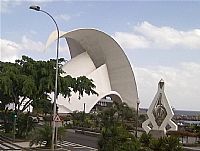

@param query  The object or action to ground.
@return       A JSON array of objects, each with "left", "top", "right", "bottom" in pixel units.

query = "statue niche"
[{"left": 153, "top": 93, "right": 167, "bottom": 127}]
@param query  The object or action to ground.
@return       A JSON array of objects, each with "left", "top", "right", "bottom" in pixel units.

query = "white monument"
[{"left": 142, "top": 79, "right": 177, "bottom": 136}]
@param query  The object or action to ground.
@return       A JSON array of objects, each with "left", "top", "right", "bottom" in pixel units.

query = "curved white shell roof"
[{"left": 46, "top": 29, "right": 138, "bottom": 113}]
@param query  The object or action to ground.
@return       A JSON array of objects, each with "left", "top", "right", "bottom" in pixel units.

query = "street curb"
[
  {"left": 75, "top": 129, "right": 100, "bottom": 137},
  {"left": 183, "top": 146, "right": 200, "bottom": 151}
]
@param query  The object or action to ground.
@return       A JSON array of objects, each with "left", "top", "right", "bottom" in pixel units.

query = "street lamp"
[
  {"left": 135, "top": 98, "right": 140, "bottom": 138},
  {"left": 29, "top": 5, "right": 59, "bottom": 150}
]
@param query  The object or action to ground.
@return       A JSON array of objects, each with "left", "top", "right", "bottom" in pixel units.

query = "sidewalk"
[
  {"left": 14, "top": 141, "right": 32, "bottom": 148},
  {"left": 14, "top": 141, "right": 47, "bottom": 150},
  {"left": 14, "top": 141, "right": 69, "bottom": 151}
]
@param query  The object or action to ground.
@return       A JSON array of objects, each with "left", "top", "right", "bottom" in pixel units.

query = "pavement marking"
[
  {"left": 74, "top": 146, "right": 86, "bottom": 148},
  {"left": 0, "top": 143, "right": 10, "bottom": 150},
  {"left": 57, "top": 140, "right": 98, "bottom": 151},
  {"left": 0, "top": 141, "right": 21, "bottom": 150}
]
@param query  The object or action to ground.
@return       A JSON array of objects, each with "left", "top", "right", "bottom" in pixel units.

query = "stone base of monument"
[{"left": 149, "top": 130, "right": 166, "bottom": 139}]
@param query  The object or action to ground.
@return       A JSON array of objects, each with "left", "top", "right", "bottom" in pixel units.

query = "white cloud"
[
  {"left": 114, "top": 32, "right": 150, "bottom": 49},
  {"left": 0, "top": 0, "right": 55, "bottom": 13},
  {"left": 21, "top": 35, "right": 44, "bottom": 52},
  {"left": 0, "top": 36, "right": 45, "bottom": 62},
  {"left": 55, "top": 14, "right": 71, "bottom": 22},
  {"left": 0, "top": 0, "right": 21, "bottom": 13},
  {"left": 134, "top": 62, "right": 200, "bottom": 110},
  {"left": 0, "top": 39, "right": 21, "bottom": 62},
  {"left": 113, "top": 21, "right": 200, "bottom": 50}
]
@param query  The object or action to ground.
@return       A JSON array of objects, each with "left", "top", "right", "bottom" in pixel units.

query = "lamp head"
[{"left": 29, "top": 5, "right": 40, "bottom": 11}]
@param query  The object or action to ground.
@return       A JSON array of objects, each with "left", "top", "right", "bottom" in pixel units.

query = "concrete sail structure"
[
  {"left": 46, "top": 29, "right": 139, "bottom": 113},
  {"left": 142, "top": 79, "right": 177, "bottom": 134}
]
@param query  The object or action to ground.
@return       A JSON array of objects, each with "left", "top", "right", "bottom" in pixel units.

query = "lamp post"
[
  {"left": 83, "top": 103, "right": 86, "bottom": 129},
  {"left": 13, "top": 114, "right": 17, "bottom": 142},
  {"left": 135, "top": 98, "right": 140, "bottom": 138},
  {"left": 29, "top": 5, "right": 59, "bottom": 150}
]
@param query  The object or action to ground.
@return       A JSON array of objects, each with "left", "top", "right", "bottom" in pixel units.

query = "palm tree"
[
  {"left": 162, "top": 136, "right": 183, "bottom": 151},
  {"left": 98, "top": 102, "right": 140, "bottom": 151},
  {"left": 112, "top": 102, "right": 136, "bottom": 129},
  {"left": 30, "top": 124, "right": 52, "bottom": 147},
  {"left": 139, "top": 133, "right": 152, "bottom": 148},
  {"left": 98, "top": 124, "right": 140, "bottom": 151},
  {"left": 17, "top": 112, "right": 35, "bottom": 138},
  {"left": 149, "top": 138, "right": 165, "bottom": 151},
  {"left": 149, "top": 136, "right": 183, "bottom": 151}
]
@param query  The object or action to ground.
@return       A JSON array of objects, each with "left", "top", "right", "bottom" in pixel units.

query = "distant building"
[
  {"left": 173, "top": 110, "right": 200, "bottom": 121},
  {"left": 140, "top": 108, "right": 200, "bottom": 127},
  {"left": 90, "top": 97, "right": 113, "bottom": 113}
]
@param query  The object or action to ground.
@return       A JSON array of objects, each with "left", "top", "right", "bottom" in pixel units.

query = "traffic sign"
[{"left": 54, "top": 114, "right": 61, "bottom": 122}]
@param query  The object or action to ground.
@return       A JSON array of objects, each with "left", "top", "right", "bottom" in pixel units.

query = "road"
[
  {"left": 0, "top": 130, "right": 98, "bottom": 151},
  {"left": 59, "top": 129, "right": 99, "bottom": 150}
]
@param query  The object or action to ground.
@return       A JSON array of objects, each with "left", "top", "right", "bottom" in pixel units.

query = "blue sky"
[{"left": 1, "top": 1, "right": 200, "bottom": 111}]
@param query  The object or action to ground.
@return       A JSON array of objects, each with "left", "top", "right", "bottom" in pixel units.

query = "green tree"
[
  {"left": 98, "top": 124, "right": 140, "bottom": 151},
  {"left": 139, "top": 133, "right": 152, "bottom": 148},
  {"left": 148, "top": 136, "right": 182, "bottom": 151},
  {"left": 98, "top": 102, "right": 140, "bottom": 151},
  {"left": 0, "top": 110, "right": 14, "bottom": 133},
  {"left": 30, "top": 124, "right": 52, "bottom": 147},
  {"left": 16, "top": 112, "right": 35, "bottom": 138},
  {"left": 0, "top": 61, "right": 25, "bottom": 112},
  {"left": 192, "top": 125, "right": 200, "bottom": 135},
  {"left": 162, "top": 136, "right": 182, "bottom": 151},
  {"left": 114, "top": 102, "right": 135, "bottom": 122},
  {"left": 31, "top": 99, "right": 52, "bottom": 116},
  {"left": 149, "top": 138, "right": 165, "bottom": 151},
  {"left": 0, "top": 56, "right": 98, "bottom": 114},
  {"left": 71, "top": 111, "right": 85, "bottom": 127},
  {"left": 29, "top": 124, "right": 65, "bottom": 148},
  {"left": 98, "top": 102, "right": 136, "bottom": 130},
  {"left": 0, "top": 90, "right": 12, "bottom": 111},
  {"left": 0, "top": 56, "right": 98, "bottom": 135}
]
